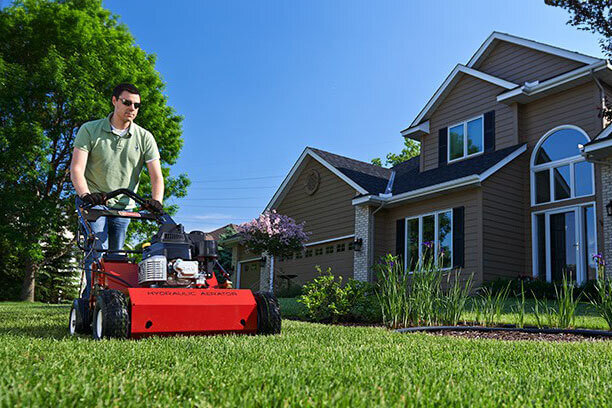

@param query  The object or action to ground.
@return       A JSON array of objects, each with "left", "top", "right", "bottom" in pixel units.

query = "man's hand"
[
  {"left": 144, "top": 198, "right": 163, "bottom": 213},
  {"left": 80, "top": 192, "right": 107, "bottom": 206}
]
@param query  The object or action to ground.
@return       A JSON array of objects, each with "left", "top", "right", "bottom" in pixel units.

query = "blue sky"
[{"left": 102, "top": 0, "right": 605, "bottom": 233}]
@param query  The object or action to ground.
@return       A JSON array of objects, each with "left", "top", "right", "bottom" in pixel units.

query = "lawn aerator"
[{"left": 69, "top": 188, "right": 280, "bottom": 339}]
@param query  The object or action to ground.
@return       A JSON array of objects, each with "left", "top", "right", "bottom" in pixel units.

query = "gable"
[
  {"left": 407, "top": 65, "right": 517, "bottom": 128},
  {"left": 274, "top": 156, "right": 356, "bottom": 242},
  {"left": 476, "top": 40, "right": 585, "bottom": 85},
  {"left": 421, "top": 75, "right": 516, "bottom": 171}
]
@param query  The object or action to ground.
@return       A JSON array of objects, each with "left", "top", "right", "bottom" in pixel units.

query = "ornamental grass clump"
[
  {"left": 588, "top": 254, "right": 612, "bottom": 330},
  {"left": 374, "top": 251, "right": 472, "bottom": 328},
  {"left": 475, "top": 284, "right": 510, "bottom": 327},
  {"left": 374, "top": 255, "right": 410, "bottom": 329},
  {"left": 554, "top": 274, "right": 581, "bottom": 329}
]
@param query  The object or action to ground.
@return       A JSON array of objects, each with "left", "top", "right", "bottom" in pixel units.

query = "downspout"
[{"left": 366, "top": 171, "right": 395, "bottom": 280}]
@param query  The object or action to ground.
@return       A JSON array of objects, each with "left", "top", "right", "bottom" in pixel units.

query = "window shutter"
[
  {"left": 452, "top": 207, "right": 465, "bottom": 268},
  {"left": 395, "top": 219, "right": 405, "bottom": 261},
  {"left": 438, "top": 127, "right": 448, "bottom": 167},
  {"left": 484, "top": 110, "right": 495, "bottom": 152}
]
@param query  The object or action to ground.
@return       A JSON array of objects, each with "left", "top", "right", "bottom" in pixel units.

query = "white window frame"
[
  {"left": 404, "top": 209, "right": 453, "bottom": 272},
  {"left": 530, "top": 125, "right": 595, "bottom": 207},
  {"left": 531, "top": 201, "right": 598, "bottom": 285},
  {"left": 447, "top": 114, "right": 484, "bottom": 164}
]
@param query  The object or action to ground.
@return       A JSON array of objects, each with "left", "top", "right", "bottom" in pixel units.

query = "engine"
[{"left": 138, "top": 223, "right": 226, "bottom": 288}]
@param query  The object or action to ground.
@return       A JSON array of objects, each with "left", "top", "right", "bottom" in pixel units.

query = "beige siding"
[
  {"left": 376, "top": 188, "right": 483, "bottom": 287},
  {"left": 422, "top": 75, "right": 516, "bottom": 172},
  {"left": 275, "top": 157, "right": 356, "bottom": 243},
  {"left": 481, "top": 154, "right": 526, "bottom": 281},
  {"left": 477, "top": 41, "right": 584, "bottom": 85},
  {"left": 275, "top": 238, "right": 355, "bottom": 285},
  {"left": 519, "top": 82, "right": 604, "bottom": 276}
]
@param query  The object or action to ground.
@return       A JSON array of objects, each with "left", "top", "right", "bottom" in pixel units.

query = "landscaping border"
[{"left": 396, "top": 326, "right": 612, "bottom": 338}]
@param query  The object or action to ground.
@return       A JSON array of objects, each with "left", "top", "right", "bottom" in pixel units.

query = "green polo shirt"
[{"left": 74, "top": 114, "right": 160, "bottom": 209}]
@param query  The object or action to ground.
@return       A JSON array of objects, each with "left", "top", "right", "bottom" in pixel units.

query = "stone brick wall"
[
  {"left": 602, "top": 164, "right": 612, "bottom": 278},
  {"left": 353, "top": 205, "right": 372, "bottom": 281}
]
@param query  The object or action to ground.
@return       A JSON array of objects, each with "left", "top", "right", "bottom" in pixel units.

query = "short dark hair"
[{"left": 112, "top": 83, "right": 140, "bottom": 99}]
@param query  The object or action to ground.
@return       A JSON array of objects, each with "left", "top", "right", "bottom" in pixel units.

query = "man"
[{"left": 70, "top": 83, "right": 164, "bottom": 299}]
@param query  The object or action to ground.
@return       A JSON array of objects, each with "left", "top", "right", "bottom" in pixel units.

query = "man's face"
[{"left": 112, "top": 91, "right": 141, "bottom": 122}]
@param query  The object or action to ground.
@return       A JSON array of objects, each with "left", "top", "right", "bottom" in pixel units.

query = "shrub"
[{"left": 297, "top": 266, "right": 376, "bottom": 323}]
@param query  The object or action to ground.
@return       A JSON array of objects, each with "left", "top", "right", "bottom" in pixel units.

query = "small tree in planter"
[{"left": 237, "top": 210, "right": 309, "bottom": 290}]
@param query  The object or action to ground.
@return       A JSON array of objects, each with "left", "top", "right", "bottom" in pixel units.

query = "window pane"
[
  {"left": 574, "top": 161, "right": 594, "bottom": 197},
  {"left": 584, "top": 206, "right": 597, "bottom": 280},
  {"left": 535, "top": 170, "right": 550, "bottom": 204},
  {"left": 449, "top": 124, "right": 464, "bottom": 160},
  {"left": 407, "top": 218, "right": 419, "bottom": 270},
  {"left": 422, "top": 215, "right": 435, "bottom": 266},
  {"left": 553, "top": 165, "right": 571, "bottom": 200},
  {"left": 535, "top": 128, "right": 587, "bottom": 164},
  {"left": 467, "top": 118, "right": 483, "bottom": 155},
  {"left": 438, "top": 211, "right": 452, "bottom": 269}
]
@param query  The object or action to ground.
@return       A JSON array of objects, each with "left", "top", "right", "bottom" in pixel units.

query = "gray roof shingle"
[{"left": 310, "top": 144, "right": 525, "bottom": 197}]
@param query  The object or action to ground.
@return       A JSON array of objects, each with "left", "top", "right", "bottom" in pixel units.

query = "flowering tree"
[{"left": 237, "top": 210, "right": 309, "bottom": 257}]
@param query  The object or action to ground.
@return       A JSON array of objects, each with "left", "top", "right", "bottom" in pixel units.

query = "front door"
[{"left": 533, "top": 203, "right": 597, "bottom": 285}]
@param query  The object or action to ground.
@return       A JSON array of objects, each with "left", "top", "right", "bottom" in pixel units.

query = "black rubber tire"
[
  {"left": 254, "top": 292, "right": 281, "bottom": 335},
  {"left": 69, "top": 298, "right": 91, "bottom": 335},
  {"left": 92, "top": 289, "right": 130, "bottom": 340}
]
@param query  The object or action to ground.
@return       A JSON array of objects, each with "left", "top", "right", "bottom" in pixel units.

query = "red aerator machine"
[{"left": 69, "top": 189, "right": 280, "bottom": 339}]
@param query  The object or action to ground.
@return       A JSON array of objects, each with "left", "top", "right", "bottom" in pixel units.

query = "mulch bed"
[{"left": 427, "top": 329, "right": 609, "bottom": 342}]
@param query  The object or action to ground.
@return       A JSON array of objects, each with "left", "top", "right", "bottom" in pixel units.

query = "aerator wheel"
[
  {"left": 69, "top": 298, "right": 91, "bottom": 335},
  {"left": 92, "top": 289, "right": 130, "bottom": 340},
  {"left": 254, "top": 292, "right": 281, "bottom": 335}
]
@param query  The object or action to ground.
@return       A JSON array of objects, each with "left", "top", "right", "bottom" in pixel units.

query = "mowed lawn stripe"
[{"left": 1, "top": 303, "right": 612, "bottom": 407}]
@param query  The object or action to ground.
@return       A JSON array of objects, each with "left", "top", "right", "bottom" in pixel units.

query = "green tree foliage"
[
  {"left": 0, "top": 0, "right": 189, "bottom": 301},
  {"left": 546, "top": 0, "right": 612, "bottom": 57},
  {"left": 217, "top": 225, "right": 237, "bottom": 277},
  {"left": 371, "top": 138, "right": 420, "bottom": 167},
  {"left": 546, "top": 1, "right": 612, "bottom": 120}
]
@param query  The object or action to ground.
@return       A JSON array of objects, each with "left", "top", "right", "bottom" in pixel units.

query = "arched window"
[{"left": 531, "top": 126, "right": 594, "bottom": 206}]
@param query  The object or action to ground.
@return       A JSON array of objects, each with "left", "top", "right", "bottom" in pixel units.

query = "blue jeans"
[{"left": 80, "top": 204, "right": 131, "bottom": 299}]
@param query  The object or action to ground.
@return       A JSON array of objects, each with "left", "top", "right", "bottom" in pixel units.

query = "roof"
[
  {"left": 265, "top": 147, "right": 392, "bottom": 210},
  {"left": 390, "top": 144, "right": 526, "bottom": 196},
  {"left": 467, "top": 32, "right": 601, "bottom": 69},
  {"left": 405, "top": 32, "right": 603, "bottom": 131},
  {"left": 582, "top": 123, "right": 612, "bottom": 157},
  {"left": 206, "top": 224, "right": 238, "bottom": 241},
  {"left": 308, "top": 148, "right": 392, "bottom": 195}
]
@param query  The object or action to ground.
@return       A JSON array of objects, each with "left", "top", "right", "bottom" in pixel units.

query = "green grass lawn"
[
  {"left": 2, "top": 302, "right": 612, "bottom": 407},
  {"left": 279, "top": 297, "right": 611, "bottom": 330}
]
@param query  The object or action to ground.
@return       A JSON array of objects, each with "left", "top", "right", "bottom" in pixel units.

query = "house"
[{"left": 225, "top": 32, "right": 612, "bottom": 292}]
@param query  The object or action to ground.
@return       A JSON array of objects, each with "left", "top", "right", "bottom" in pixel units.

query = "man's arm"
[
  {"left": 146, "top": 159, "right": 164, "bottom": 203},
  {"left": 70, "top": 148, "right": 90, "bottom": 197}
]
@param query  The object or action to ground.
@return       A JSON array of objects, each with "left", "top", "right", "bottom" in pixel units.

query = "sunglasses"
[{"left": 119, "top": 98, "right": 141, "bottom": 109}]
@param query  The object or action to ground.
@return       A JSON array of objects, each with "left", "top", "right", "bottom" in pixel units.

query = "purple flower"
[
  {"left": 422, "top": 241, "right": 433, "bottom": 249},
  {"left": 592, "top": 253, "right": 606, "bottom": 267}
]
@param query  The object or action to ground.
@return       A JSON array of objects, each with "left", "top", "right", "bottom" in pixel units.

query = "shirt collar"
[{"left": 103, "top": 113, "right": 134, "bottom": 137}]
